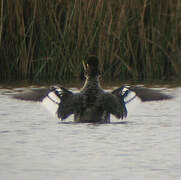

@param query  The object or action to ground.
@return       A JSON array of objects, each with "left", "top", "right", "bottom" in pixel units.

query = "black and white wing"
[
  {"left": 12, "top": 86, "right": 85, "bottom": 120},
  {"left": 43, "top": 87, "right": 85, "bottom": 120},
  {"left": 55, "top": 87, "right": 84, "bottom": 120},
  {"left": 112, "top": 86, "right": 172, "bottom": 102},
  {"left": 100, "top": 91, "right": 128, "bottom": 120},
  {"left": 101, "top": 84, "right": 172, "bottom": 120}
]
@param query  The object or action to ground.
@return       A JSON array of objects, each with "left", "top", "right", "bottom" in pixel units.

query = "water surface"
[{"left": 0, "top": 87, "right": 181, "bottom": 180}]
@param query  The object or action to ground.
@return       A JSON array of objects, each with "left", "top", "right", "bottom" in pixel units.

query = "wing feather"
[
  {"left": 12, "top": 88, "right": 49, "bottom": 101},
  {"left": 100, "top": 92, "right": 127, "bottom": 119},
  {"left": 56, "top": 88, "right": 85, "bottom": 120},
  {"left": 130, "top": 86, "right": 172, "bottom": 101}
]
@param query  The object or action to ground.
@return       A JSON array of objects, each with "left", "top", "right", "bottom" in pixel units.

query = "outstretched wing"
[
  {"left": 12, "top": 88, "right": 49, "bottom": 101},
  {"left": 12, "top": 86, "right": 85, "bottom": 119},
  {"left": 50, "top": 87, "right": 85, "bottom": 120},
  {"left": 112, "top": 86, "right": 172, "bottom": 102},
  {"left": 130, "top": 86, "right": 172, "bottom": 101},
  {"left": 100, "top": 92, "right": 127, "bottom": 119}
]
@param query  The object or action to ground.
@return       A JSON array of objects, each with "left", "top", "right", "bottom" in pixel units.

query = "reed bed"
[{"left": 0, "top": 0, "right": 181, "bottom": 83}]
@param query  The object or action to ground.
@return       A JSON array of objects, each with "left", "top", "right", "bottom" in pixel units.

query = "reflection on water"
[{"left": 0, "top": 86, "right": 181, "bottom": 180}]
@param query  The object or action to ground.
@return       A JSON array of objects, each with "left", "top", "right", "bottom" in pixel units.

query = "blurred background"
[{"left": 0, "top": 0, "right": 181, "bottom": 85}]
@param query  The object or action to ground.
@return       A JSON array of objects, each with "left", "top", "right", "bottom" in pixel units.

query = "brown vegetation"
[{"left": 0, "top": 0, "right": 181, "bottom": 83}]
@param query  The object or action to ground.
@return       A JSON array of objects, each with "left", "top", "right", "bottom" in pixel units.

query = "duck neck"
[{"left": 82, "top": 75, "right": 101, "bottom": 91}]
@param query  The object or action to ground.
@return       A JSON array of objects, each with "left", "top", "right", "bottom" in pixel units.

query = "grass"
[{"left": 0, "top": 0, "right": 181, "bottom": 84}]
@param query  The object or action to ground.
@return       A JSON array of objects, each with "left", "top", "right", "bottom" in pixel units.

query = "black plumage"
[{"left": 12, "top": 56, "right": 172, "bottom": 123}]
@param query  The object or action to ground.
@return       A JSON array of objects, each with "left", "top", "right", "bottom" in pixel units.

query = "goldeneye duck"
[
  {"left": 13, "top": 56, "right": 172, "bottom": 123},
  {"left": 45, "top": 56, "right": 129, "bottom": 123}
]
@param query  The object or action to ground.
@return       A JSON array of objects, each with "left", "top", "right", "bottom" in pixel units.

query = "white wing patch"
[
  {"left": 41, "top": 88, "right": 62, "bottom": 116},
  {"left": 120, "top": 86, "right": 130, "bottom": 95},
  {"left": 120, "top": 86, "right": 137, "bottom": 104},
  {"left": 121, "top": 86, "right": 142, "bottom": 117},
  {"left": 124, "top": 90, "right": 137, "bottom": 104}
]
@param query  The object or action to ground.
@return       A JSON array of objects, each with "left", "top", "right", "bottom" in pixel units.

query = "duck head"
[{"left": 83, "top": 56, "right": 100, "bottom": 78}]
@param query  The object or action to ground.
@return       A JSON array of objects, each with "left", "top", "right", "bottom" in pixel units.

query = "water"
[{"left": 0, "top": 87, "right": 181, "bottom": 180}]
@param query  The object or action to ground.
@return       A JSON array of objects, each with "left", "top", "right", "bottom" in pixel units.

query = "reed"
[{"left": 0, "top": 0, "right": 181, "bottom": 84}]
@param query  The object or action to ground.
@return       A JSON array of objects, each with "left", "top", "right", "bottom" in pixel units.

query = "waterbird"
[{"left": 13, "top": 56, "right": 172, "bottom": 123}]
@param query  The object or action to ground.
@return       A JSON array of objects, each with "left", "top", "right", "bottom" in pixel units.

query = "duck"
[{"left": 13, "top": 56, "right": 172, "bottom": 123}]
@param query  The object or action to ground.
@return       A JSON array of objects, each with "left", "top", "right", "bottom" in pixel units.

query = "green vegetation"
[{"left": 0, "top": 0, "right": 181, "bottom": 84}]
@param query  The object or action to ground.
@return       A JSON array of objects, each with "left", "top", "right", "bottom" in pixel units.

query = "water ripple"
[{"left": 0, "top": 87, "right": 181, "bottom": 180}]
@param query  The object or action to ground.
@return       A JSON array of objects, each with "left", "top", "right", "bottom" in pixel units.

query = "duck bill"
[{"left": 82, "top": 61, "right": 88, "bottom": 71}]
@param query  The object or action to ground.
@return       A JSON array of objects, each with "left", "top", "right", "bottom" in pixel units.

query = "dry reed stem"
[
  {"left": 0, "top": 0, "right": 181, "bottom": 82},
  {"left": 0, "top": 0, "right": 3, "bottom": 48}
]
